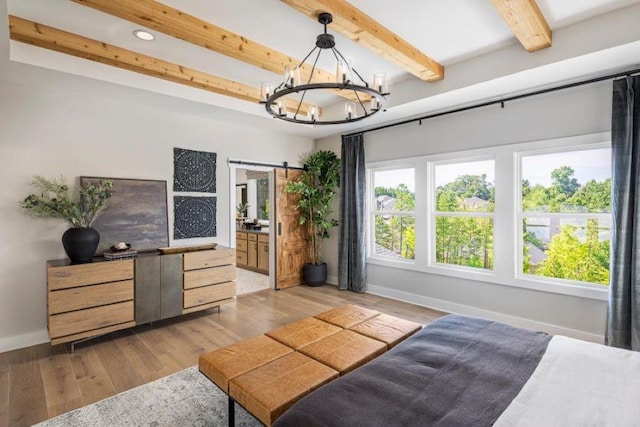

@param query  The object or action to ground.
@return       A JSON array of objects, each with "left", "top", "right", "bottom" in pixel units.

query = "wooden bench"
[{"left": 198, "top": 304, "right": 422, "bottom": 426}]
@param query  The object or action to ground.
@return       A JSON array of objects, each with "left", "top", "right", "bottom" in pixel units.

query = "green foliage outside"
[
  {"left": 20, "top": 175, "right": 113, "bottom": 228},
  {"left": 373, "top": 165, "right": 611, "bottom": 285},
  {"left": 435, "top": 174, "right": 494, "bottom": 269},
  {"left": 256, "top": 177, "right": 270, "bottom": 220},
  {"left": 522, "top": 166, "right": 611, "bottom": 285},
  {"left": 374, "top": 184, "right": 415, "bottom": 259}
]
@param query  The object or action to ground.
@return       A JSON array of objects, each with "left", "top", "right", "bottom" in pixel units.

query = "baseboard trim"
[
  {"left": 326, "top": 274, "right": 338, "bottom": 286},
  {"left": 366, "top": 284, "right": 604, "bottom": 344},
  {"left": 0, "top": 329, "right": 50, "bottom": 353}
]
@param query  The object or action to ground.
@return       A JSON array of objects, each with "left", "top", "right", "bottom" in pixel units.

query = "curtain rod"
[
  {"left": 228, "top": 159, "right": 304, "bottom": 171},
  {"left": 344, "top": 66, "right": 640, "bottom": 138}
]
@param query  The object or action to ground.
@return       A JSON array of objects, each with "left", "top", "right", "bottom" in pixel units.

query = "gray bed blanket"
[{"left": 274, "top": 314, "right": 551, "bottom": 427}]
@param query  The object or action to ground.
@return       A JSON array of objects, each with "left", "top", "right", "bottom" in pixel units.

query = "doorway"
[{"left": 229, "top": 164, "right": 275, "bottom": 294}]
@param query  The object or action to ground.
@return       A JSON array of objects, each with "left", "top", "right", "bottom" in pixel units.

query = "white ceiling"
[{"left": 5, "top": 0, "right": 640, "bottom": 139}]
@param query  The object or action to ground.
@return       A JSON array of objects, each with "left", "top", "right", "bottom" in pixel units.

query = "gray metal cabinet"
[{"left": 135, "top": 254, "right": 183, "bottom": 324}]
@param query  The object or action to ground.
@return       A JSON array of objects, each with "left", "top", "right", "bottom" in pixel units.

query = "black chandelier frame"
[{"left": 260, "top": 12, "right": 389, "bottom": 125}]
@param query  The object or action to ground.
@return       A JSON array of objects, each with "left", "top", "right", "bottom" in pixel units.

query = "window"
[
  {"left": 365, "top": 133, "right": 611, "bottom": 300},
  {"left": 370, "top": 168, "right": 415, "bottom": 261},
  {"left": 518, "top": 147, "right": 611, "bottom": 286},
  {"left": 433, "top": 159, "right": 495, "bottom": 270}
]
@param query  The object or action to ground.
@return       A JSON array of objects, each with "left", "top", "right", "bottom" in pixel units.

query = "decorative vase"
[
  {"left": 303, "top": 262, "right": 327, "bottom": 287},
  {"left": 62, "top": 227, "right": 100, "bottom": 264}
]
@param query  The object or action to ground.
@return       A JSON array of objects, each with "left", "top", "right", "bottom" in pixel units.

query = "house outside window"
[{"left": 369, "top": 167, "right": 416, "bottom": 262}]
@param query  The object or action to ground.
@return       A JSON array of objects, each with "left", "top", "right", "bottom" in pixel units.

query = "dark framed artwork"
[
  {"left": 80, "top": 177, "right": 169, "bottom": 253},
  {"left": 174, "top": 196, "right": 217, "bottom": 239},
  {"left": 173, "top": 147, "right": 217, "bottom": 193}
]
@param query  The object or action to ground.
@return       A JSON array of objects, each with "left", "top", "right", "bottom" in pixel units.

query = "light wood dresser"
[
  {"left": 46, "top": 247, "right": 236, "bottom": 346},
  {"left": 183, "top": 249, "right": 236, "bottom": 313}
]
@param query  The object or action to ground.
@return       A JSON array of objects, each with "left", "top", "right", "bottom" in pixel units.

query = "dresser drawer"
[
  {"left": 184, "top": 249, "right": 234, "bottom": 270},
  {"left": 183, "top": 282, "right": 236, "bottom": 309},
  {"left": 49, "top": 300, "right": 134, "bottom": 338},
  {"left": 184, "top": 265, "right": 236, "bottom": 289},
  {"left": 236, "top": 231, "right": 248, "bottom": 240},
  {"left": 258, "top": 234, "right": 269, "bottom": 243},
  {"left": 248, "top": 233, "right": 258, "bottom": 242},
  {"left": 49, "top": 280, "right": 134, "bottom": 315},
  {"left": 48, "top": 260, "right": 134, "bottom": 290},
  {"left": 236, "top": 239, "right": 248, "bottom": 252}
]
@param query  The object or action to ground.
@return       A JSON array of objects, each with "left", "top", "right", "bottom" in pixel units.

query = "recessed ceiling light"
[{"left": 133, "top": 29, "right": 155, "bottom": 41}]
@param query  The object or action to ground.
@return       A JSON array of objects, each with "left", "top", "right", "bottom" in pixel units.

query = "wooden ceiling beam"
[
  {"left": 280, "top": 0, "right": 444, "bottom": 82},
  {"left": 8, "top": 15, "right": 318, "bottom": 116},
  {"left": 70, "top": 0, "right": 366, "bottom": 102},
  {"left": 491, "top": 0, "right": 552, "bottom": 52}
]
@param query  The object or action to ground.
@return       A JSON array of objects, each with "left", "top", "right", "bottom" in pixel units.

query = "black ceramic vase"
[
  {"left": 303, "top": 263, "right": 327, "bottom": 287},
  {"left": 62, "top": 227, "right": 100, "bottom": 264}
]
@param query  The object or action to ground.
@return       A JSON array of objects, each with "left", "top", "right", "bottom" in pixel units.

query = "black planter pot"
[
  {"left": 303, "top": 263, "right": 327, "bottom": 287},
  {"left": 62, "top": 227, "right": 100, "bottom": 264}
]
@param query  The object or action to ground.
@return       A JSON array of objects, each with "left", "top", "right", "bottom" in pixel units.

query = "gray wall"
[
  {"left": 0, "top": 78, "right": 313, "bottom": 352},
  {"left": 317, "top": 81, "right": 612, "bottom": 341}
]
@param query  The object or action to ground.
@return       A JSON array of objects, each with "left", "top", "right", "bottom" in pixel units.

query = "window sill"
[{"left": 366, "top": 257, "right": 608, "bottom": 301}]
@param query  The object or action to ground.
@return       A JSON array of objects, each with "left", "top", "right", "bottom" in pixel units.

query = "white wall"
[
  {"left": 317, "top": 81, "right": 613, "bottom": 342},
  {"left": 0, "top": 78, "right": 313, "bottom": 352}
]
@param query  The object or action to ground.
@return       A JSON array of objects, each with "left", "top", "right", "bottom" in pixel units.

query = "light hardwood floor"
[{"left": 0, "top": 285, "right": 445, "bottom": 427}]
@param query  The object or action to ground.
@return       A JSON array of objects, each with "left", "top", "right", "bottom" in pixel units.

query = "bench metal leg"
[{"left": 228, "top": 395, "right": 235, "bottom": 427}]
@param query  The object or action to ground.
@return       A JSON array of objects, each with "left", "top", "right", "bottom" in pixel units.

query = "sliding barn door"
[{"left": 274, "top": 168, "right": 310, "bottom": 289}]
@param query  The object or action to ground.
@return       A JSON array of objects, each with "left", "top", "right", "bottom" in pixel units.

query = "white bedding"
[{"left": 494, "top": 335, "right": 640, "bottom": 427}]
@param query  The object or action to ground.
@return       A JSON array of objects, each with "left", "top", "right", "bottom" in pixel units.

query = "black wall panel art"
[
  {"left": 173, "top": 196, "right": 216, "bottom": 239},
  {"left": 173, "top": 147, "right": 217, "bottom": 193},
  {"left": 173, "top": 147, "right": 217, "bottom": 239}
]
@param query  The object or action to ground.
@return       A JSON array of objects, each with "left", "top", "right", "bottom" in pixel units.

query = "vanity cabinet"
[
  {"left": 236, "top": 230, "right": 269, "bottom": 274},
  {"left": 258, "top": 234, "right": 269, "bottom": 271}
]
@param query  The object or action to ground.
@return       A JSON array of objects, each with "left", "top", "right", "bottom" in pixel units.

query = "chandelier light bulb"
[
  {"left": 345, "top": 102, "right": 357, "bottom": 120},
  {"left": 284, "top": 65, "right": 301, "bottom": 89},
  {"left": 373, "top": 72, "right": 389, "bottom": 94},
  {"left": 370, "top": 96, "right": 382, "bottom": 112},
  {"left": 308, "top": 105, "right": 319, "bottom": 122},
  {"left": 260, "top": 82, "right": 274, "bottom": 102},
  {"left": 336, "top": 59, "right": 352, "bottom": 84}
]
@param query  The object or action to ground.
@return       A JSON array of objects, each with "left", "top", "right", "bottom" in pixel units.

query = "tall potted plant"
[
  {"left": 285, "top": 150, "right": 340, "bottom": 286},
  {"left": 20, "top": 175, "right": 113, "bottom": 263}
]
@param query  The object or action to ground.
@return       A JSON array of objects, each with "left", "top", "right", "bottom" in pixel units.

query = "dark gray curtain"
[
  {"left": 607, "top": 75, "right": 640, "bottom": 350},
  {"left": 338, "top": 133, "right": 366, "bottom": 292}
]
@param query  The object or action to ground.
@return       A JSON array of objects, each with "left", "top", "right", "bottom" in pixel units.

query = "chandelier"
[{"left": 259, "top": 13, "right": 389, "bottom": 125}]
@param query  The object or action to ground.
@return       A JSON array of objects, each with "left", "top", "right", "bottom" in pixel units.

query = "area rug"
[{"left": 35, "top": 366, "right": 261, "bottom": 427}]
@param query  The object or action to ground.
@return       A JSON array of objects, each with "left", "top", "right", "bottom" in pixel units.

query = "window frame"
[
  {"left": 365, "top": 132, "right": 611, "bottom": 301},
  {"left": 367, "top": 162, "right": 417, "bottom": 265},
  {"left": 429, "top": 156, "right": 496, "bottom": 272},
  {"left": 515, "top": 143, "right": 612, "bottom": 290}
]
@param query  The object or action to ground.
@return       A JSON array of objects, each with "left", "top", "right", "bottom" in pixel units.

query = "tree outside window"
[
  {"left": 372, "top": 169, "right": 415, "bottom": 261},
  {"left": 433, "top": 160, "right": 495, "bottom": 270},
  {"left": 520, "top": 148, "right": 611, "bottom": 286}
]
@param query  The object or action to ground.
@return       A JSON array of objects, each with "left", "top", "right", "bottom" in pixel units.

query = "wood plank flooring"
[{"left": 0, "top": 285, "right": 445, "bottom": 427}]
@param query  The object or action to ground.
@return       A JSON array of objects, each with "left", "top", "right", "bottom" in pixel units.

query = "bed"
[{"left": 274, "top": 314, "right": 640, "bottom": 426}]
